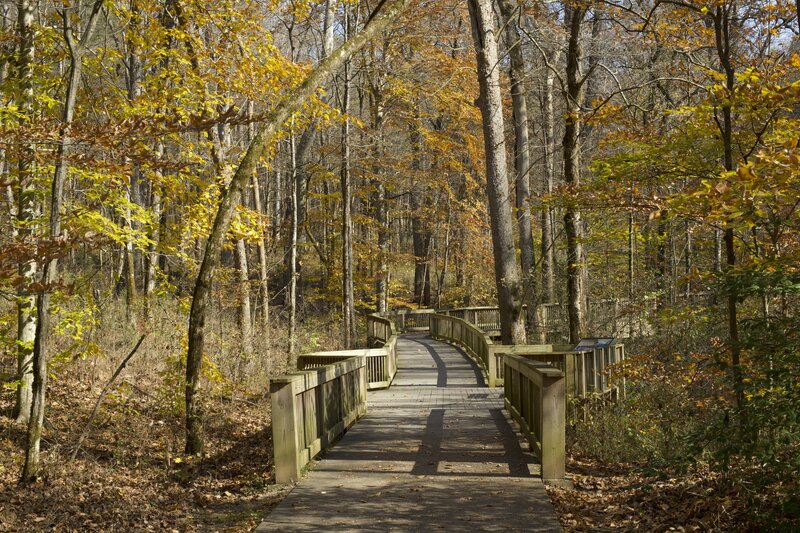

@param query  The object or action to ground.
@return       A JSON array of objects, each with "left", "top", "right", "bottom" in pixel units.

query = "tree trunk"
[
  {"left": 145, "top": 142, "right": 163, "bottom": 322},
  {"left": 541, "top": 50, "right": 559, "bottom": 305},
  {"left": 713, "top": 5, "right": 742, "bottom": 407},
  {"left": 467, "top": 0, "right": 525, "bottom": 344},
  {"left": 499, "top": 0, "right": 541, "bottom": 341},
  {"left": 370, "top": 80, "right": 389, "bottom": 313},
  {"left": 235, "top": 238, "right": 253, "bottom": 358},
  {"left": 252, "top": 175, "right": 269, "bottom": 332},
  {"left": 287, "top": 134, "right": 299, "bottom": 360},
  {"left": 563, "top": 6, "right": 587, "bottom": 344},
  {"left": 13, "top": 0, "right": 36, "bottom": 425},
  {"left": 409, "top": 121, "right": 432, "bottom": 307},
  {"left": 185, "top": 0, "right": 410, "bottom": 455},
  {"left": 340, "top": 10, "right": 356, "bottom": 347}
]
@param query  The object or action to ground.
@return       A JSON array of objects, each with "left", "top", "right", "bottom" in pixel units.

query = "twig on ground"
[{"left": 70, "top": 335, "right": 147, "bottom": 460}]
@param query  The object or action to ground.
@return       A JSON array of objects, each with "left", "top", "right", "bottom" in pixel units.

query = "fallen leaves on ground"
[
  {"left": 0, "top": 377, "right": 291, "bottom": 532},
  {"left": 546, "top": 456, "right": 760, "bottom": 532}
]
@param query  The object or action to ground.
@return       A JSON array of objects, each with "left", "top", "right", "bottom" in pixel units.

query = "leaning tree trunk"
[
  {"left": 467, "top": 0, "right": 526, "bottom": 344},
  {"left": 185, "top": 0, "right": 410, "bottom": 455}
]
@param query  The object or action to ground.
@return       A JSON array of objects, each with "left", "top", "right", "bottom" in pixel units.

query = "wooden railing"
[
  {"left": 503, "top": 355, "right": 565, "bottom": 483},
  {"left": 442, "top": 306, "right": 501, "bottom": 332},
  {"left": 271, "top": 357, "right": 367, "bottom": 483},
  {"left": 385, "top": 309, "right": 437, "bottom": 331},
  {"left": 429, "top": 313, "right": 500, "bottom": 386},
  {"left": 297, "top": 344, "right": 397, "bottom": 391},
  {"left": 429, "top": 313, "right": 625, "bottom": 400},
  {"left": 379, "top": 300, "right": 648, "bottom": 340},
  {"left": 366, "top": 314, "right": 395, "bottom": 348}
]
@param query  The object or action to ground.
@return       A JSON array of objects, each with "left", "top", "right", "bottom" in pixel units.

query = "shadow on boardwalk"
[{"left": 257, "top": 334, "right": 561, "bottom": 532}]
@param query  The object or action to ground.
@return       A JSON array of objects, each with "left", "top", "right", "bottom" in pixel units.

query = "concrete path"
[{"left": 257, "top": 334, "right": 561, "bottom": 532}]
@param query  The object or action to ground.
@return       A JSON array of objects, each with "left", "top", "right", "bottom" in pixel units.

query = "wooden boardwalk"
[{"left": 257, "top": 334, "right": 561, "bottom": 532}]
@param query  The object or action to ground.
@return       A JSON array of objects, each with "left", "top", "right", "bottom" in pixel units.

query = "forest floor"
[
  {"left": 547, "top": 456, "right": 763, "bottom": 532},
  {"left": 0, "top": 341, "right": 778, "bottom": 532},
  {"left": 0, "top": 377, "right": 289, "bottom": 532}
]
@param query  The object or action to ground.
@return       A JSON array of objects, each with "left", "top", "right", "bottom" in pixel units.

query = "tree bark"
[
  {"left": 13, "top": 0, "right": 36, "bottom": 425},
  {"left": 563, "top": 6, "right": 587, "bottom": 344},
  {"left": 287, "top": 134, "right": 299, "bottom": 360},
  {"left": 340, "top": 9, "right": 356, "bottom": 348},
  {"left": 144, "top": 143, "right": 162, "bottom": 322},
  {"left": 713, "top": 4, "right": 742, "bottom": 407},
  {"left": 541, "top": 49, "right": 559, "bottom": 306},
  {"left": 184, "top": 0, "right": 411, "bottom": 455},
  {"left": 235, "top": 237, "right": 253, "bottom": 358},
  {"left": 467, "top": 0, "right": 525, "bottom": 344},
  {"left": 499, "top": 0, "right": 541, "bottom": 341}
]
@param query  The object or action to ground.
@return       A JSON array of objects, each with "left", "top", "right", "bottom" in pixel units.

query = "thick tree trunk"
[
  {"left": 499, "top": 0, "right": 541, "bottom": 340},
  {"left": 563, "top": 6, "right": 587, "bottom": 344},
  {"left": 467, "top": 0, "right": 525, "bottom": 344}
]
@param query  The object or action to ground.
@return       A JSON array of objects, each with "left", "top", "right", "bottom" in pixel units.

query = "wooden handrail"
[
  {"left": 429, "top": 313, "right": 625, "bottom": 400},
  {"left": 429, "top": 313, "right": 500, "bottom": 386},
  {"left": 503, "top": 355, "right": 565, "bottom": 483},
  {"left": 271, "top": 357, "right": 367, "bottom": 483},
  {"left": 376, "top": 299, "right": 649, "bottom": 339}
]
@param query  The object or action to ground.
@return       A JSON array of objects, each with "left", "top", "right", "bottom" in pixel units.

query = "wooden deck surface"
[{"left": 256, "top": 333, "right": 561, "bottom": 532}]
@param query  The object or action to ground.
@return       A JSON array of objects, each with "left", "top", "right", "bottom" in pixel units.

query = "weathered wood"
[
  {"left": 430, "top": 313, "right": 625, "bottom": 407},
  {"left": 270, "top": 357, "right": 368, "bottom": 484},
  {"left": 302, "top": 316, "right": 399, "bottom": 391},
  {"left": 503, "top": 355, "right": 565, "bottom": 483}
]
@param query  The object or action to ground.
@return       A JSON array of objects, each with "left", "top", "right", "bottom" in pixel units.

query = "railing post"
[
  {"left": 540, "top": 374, "right": 566, "bottom": 483},
  {"left": 271, "top": 379, "right": 301, "bottom": 483},
  {"left": 487, "top": 346, "right": 497, "bottom": 387}
]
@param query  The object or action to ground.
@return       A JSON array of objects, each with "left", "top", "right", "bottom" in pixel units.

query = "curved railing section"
[
  {"left": 428, "top": 313, "right": 625, "bottom": 402},
  {"left": 378, "top": 299, "right": 649, "bottom": 340},
  {"left": 429, "top": 313, "right": 499, "bottom": 385}
]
